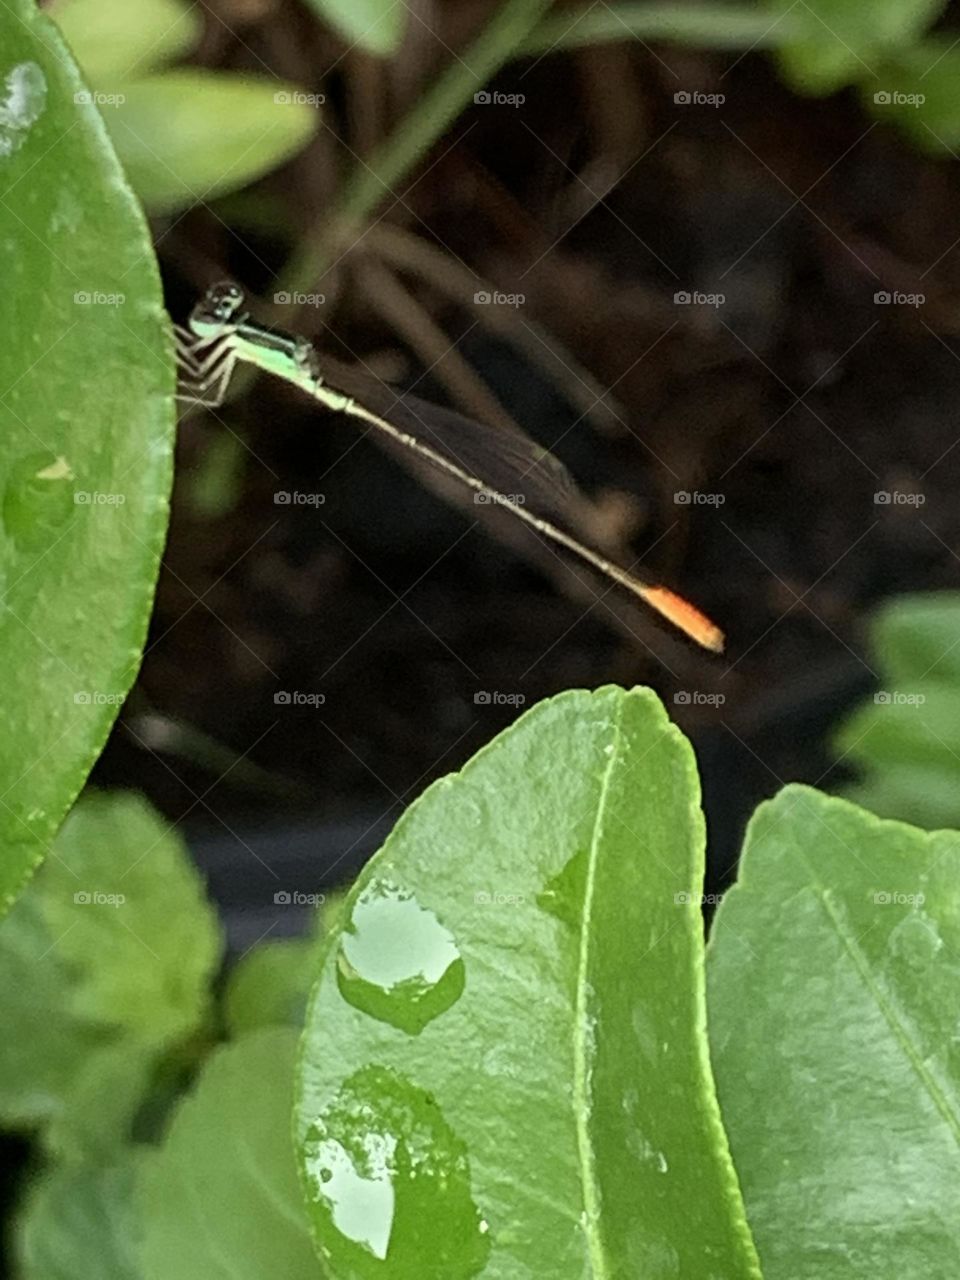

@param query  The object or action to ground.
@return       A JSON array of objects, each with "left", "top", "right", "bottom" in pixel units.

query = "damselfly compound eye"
[{"left": 189, "top": 282, "right": 246, "bottom": 339}]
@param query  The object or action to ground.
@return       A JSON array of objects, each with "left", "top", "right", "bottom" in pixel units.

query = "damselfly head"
[{"left": 190, "top": 281, "right": 246, "bottom": 339}]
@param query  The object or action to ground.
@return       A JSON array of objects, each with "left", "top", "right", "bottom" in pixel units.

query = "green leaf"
[
  {"left": 138, "top": 1028, "right": 317, "bottom": 1280},
  {"left": 306, "top": 0, "right": 406, "bottom": 57},
  {"left": 0, "top": 791, "right": 222, "bottom": 1159},
  {"left": 16, "top": 1157, "right": 143, "bottom": 1280},
  {"left": 224, "top": 934, "right": 325, "bottom": 1036},
  {"left": 0, "top": 0, "right": 174, "bottom": 911},
  {"left": 523, "top": 4, "right": 802, "bottom": 54},
  {"left": 102, "top": 70, "right": 318, "bottom": 214},
  {"left": 844, "top": 762, "right": 960, "bottom": 830},
  {"left": 860, "top": 592, "right": 960, "bottom": 686},
  {"left": 52, "top": 0, "right": 202, "bottom": 86},
  {"left": 767, "top": 0, "right": 946, "bottom": 96},
  {"left": 708, "top": 784, "right": 960, "bottom": 1280},
  {"left": 834, "top": 593, "right": 960, "bottom": 829},
  {"left": 224, "top": 891, "right": 345, "bottom": 1036},
  {"left": 296, "top": 687, "right": 760, "bottom": 1278},
  {"left": 864, "top": 43, "right": 960, "bottom": 151}
]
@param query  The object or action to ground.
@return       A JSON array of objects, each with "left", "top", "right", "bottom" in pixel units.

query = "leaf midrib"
[{"left": 574, "top": 699, "right": 625, "bottom": 1279}]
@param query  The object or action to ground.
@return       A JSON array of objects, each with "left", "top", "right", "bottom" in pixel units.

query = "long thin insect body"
[{"left": 178, "top": 283, "right": 725, "bottom": 653}]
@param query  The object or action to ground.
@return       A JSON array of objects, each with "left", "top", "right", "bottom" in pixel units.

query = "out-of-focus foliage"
[
  {"left": 50, "top": 0, "right": 318, "bottom": 213},
  {"left": 835, "top": 593, "right": 960, "bottom": 829}
]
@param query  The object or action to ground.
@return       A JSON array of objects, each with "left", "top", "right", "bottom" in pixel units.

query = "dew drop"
[
  {"left": 336, "top": 880, "right": 465, "bottom": 1034},
  {"left": 303, "top": 1065, "right": 490, "bottom": 1278}
]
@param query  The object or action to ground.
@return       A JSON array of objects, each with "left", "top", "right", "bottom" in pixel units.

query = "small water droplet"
[
  {"left": 303, "top": 1065, "right": 490, "bottom": 1278},
  {"left": 336, "top": 880, "right": 465, "bottom": 1034},
  {"left": 3, "top": 451, "right": 75, "bottom": 551},
  {"left": 0, "top": 62, "right": 46, "bottom": 158}
]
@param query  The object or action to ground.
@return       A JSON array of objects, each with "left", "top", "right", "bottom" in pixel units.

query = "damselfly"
[{"left": 174, "top": 282, "right": 724, "bottom": 652}]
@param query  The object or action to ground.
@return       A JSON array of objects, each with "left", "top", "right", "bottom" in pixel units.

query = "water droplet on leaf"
[
  {"left": 336, "top": 880, "right": 465, "bottom": 1034},
  {"left": 303, "top": 1065, "right": 490, "bottom": 1277}
]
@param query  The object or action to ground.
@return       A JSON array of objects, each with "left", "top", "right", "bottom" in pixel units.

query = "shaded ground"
[{"left": 93, "top": 15, "right": 960, "bottom": 903}]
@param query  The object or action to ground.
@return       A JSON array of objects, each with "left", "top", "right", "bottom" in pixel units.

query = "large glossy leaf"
[
  {"left": 296, "top": 687, "right": 760, "bottom": 1278},
  {"left": 0, "top": 0, "right": 174, "bottom": 911},
  {"left": 0, "top": 791, "right": 222, "bottom": 1159},
  {"left": 708, "top": 784, "right": 960, "bottom": 1279},
  {"left": 102, "top": 70, "right": 318, "bottom": 214},
  {"left": 138, "top": 1028, "right": 318, "bottom": 1280}
]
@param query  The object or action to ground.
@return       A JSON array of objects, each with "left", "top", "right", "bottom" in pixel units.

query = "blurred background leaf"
[
  {"left": 306, "top": 0, "right": 408, "bottom": 57},
  {"left": 96, "top": 72, "right": 319, "bottom": 216},
  {"left": 51, "top": 0, "right": 202, "bottom": 85},
  {"left": 0, "top": 792, "right": 222, "bottom": 1161},
  {"left": 767, "top": 0, "right": 946, "bottom": 95},
  {"left": 138, "top": 1028, "right": 317, "bottom": 1280},
  {"left": 16, "top": 1157, "right": 144, "bottom": 1280},
  {"left": 835, "top": 593, "right": 960, "bottom": 828}
]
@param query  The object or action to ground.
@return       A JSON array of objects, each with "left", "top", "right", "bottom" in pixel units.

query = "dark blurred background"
[{"left": 83, "top": 0, "right": 960, "bottom": 941}]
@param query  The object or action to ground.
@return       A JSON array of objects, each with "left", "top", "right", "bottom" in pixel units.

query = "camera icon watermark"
[
  {"left": 674, "top": 90, "right": 725, "bottom": 107},
  {"left": 74, "top": 490, "right": 125, "bottom": 505},
  {"left": 873, "top": 490, "right": 925, "bottom": 506},
  {"left": 873, "top": 690, "right": 925, "bottom": 706},
  {"left": 873, "top": 890, "right": 925, "bottom": 905},
  {"left": 73, "top": 291, "right": 125, "bottom": 306},
  {"left": 874, "top": 290, "right": 924, "bottom": 308},
  {"left": 273, "top": 291, "right": 325, "bottom": 306},
  {"left": 274, "top": 90, "right": 325, "bottom": 107},
  {"left": 473, "top": 289, "right": 524, "bottom": 307},
  {"left": 473, "top": 89, "right": 525, "bottom": 107},
  {"left": 674, "top": 290, "right": 724, "bottom": 308},
  {"left": 673, "top": 690, "right": 725, "bottom": 707},
  {"left": 74, "top": 90, "right": 125, "bottom": 108},
  {"left": 73, "top": 690, "right": 125, "bottom": 706},
  {"left": 274, "top": 491, "right": 325, "bottom": 505},
  {"left": 873, "top": 90, "right": 924, "bottom": 108},
  {"left": 674, "top": 490, "right": 725, "bottom": 506},
  {"left": 274, "top": 690, "right": 326, "bottom": 707}
]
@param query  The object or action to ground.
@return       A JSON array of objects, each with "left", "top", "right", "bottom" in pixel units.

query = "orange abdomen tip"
[{"left": 642, "top": 585, "right": 725, "bottom": 653}]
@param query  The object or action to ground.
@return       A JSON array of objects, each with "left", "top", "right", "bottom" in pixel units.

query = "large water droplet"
[
  {"left": 336, "top": 880, "right": 464, "bottom": 1034},
  {"left": 3, "top": 452, "right": 75, "bottom": 551},
  {"left": 303, "top": 1065, "right": 490, "bottom": 1278},
  {"left": 0, "top": 62, "right": 46, "bottom": 158}
]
